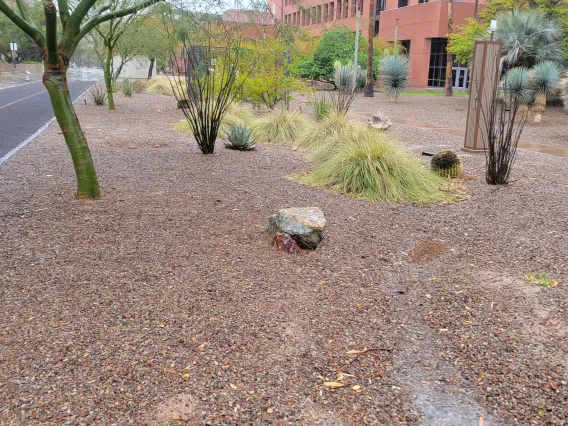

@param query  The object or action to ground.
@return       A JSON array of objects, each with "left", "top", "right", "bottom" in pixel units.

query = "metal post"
[
  {"left": 353, "top": 1, "right": 361, "bottom": 90},
  {"left": 394, "top": 19, "right": 399, "bottom": 55}
]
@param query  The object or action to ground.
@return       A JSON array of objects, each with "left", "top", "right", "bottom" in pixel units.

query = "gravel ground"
[
  {"left": 350, "top": 92, "right": 568, "bottom": 149},
  {"left": 0, "top": 92, "right": 566, "bottom": 425}
]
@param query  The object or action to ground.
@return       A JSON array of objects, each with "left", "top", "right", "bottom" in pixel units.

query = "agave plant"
[
  {"left": 494, "top": 9, "right": 564, "bottom": 70},
  {"left": 225, "top": 125, "right": 256, "bottom": 151},
  {"left": 528, "top": 61, "right": 563, "bottom": 122},
  {"left": 379, "top": 55, "right": 409, "bottom": 102}
]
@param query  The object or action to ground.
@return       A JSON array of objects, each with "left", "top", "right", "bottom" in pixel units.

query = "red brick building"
[{"left": 268, "top": 0, "right": 485, "bottom": 88}]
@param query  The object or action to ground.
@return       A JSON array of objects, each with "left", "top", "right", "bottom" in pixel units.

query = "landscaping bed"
[{"left": 0, "top": 92, "right": 566, "bottom": 425}]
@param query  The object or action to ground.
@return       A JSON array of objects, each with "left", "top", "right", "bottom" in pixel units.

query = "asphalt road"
[{"left": 0, "top": 80, "right": 94, "bottom": 160}]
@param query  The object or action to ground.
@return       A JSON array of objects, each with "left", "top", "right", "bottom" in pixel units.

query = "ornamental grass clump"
[
  {"left": 297, "top": 111, "right": 351, "bottom": 149},
  {"left": 430, "top": 150, "right": 462, "bottom": 178},
  {"left": 146, "top": 76, "right": 176, "bottom": 96},
  {"left": 225, "top": 125, "right": 256, "bottom": 151},
  {"left": 251, "top": 109, "right": 311, "bottom": 144},
  {"left": 300, "top": 126, "right": 445, "bottom": 204}
]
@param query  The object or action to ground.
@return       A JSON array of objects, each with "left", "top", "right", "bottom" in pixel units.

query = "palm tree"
[{"left": 494, "top": 9, "right": 564, "bottom": 71}]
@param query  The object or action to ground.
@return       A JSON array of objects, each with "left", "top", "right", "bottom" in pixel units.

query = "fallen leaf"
[
  {"left": 549, "top": 380, "right": 557, "bottom": 391},
  {"left": 266, "top": 407, "right": 274, "bottom": 414},
  {"left": 323, "top": 382, "right": 345, "bottom": 388},
  {"left": 316, "top": 375, "right": 325, "bottom": 381},
  {"left": 230, "top": 383, "right": 239, "bottom": 390},
  {"left": 352, "top": 385, "right": 361, "bottom": 391},
  {"left": 347, "top": 348, "right": 368, "bottom": 355},
  {"left": 182, "top": 374, "right": 189, "bottom": 380}
]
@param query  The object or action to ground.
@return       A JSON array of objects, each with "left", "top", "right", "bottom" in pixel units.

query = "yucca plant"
[
  {"left": 299, "top": 126, "right": 445, "bottom": 204},
  {"left": 430, "top": 150, "right": 462, "bottom": 178},
  {"left": 504, "top": 66, "right": 533, "bottom": 105},
  {"left": 225, "top": 125, "right": 256, "bottom": 151},
  {"left": 334, "top": 64, "right": 365, "bottom": 91},
  {"left": 528, "top": 61, "right": 563, "bottom": 122},
  {"left": 89, "top": 83, "right": 107, "bottom": 106},
  {"left": 121, "top": 79, "right": 134, "bottom": 97},
  {"left": 380, "top": 55, "right": 409, "bottom": 102},
  {"left": 562, "top": 79, "right": 568, "bottom": 110},
  {"left": 251, "top": 109, "right": 312, "bottom": 144}
]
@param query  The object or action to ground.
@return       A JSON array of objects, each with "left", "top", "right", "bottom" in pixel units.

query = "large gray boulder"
[
  {"left": 368, "top": 111, "right": 393, "bottom": 130},
  {"left": 268, "top": 207, "right": 326, "bottom": 250}
]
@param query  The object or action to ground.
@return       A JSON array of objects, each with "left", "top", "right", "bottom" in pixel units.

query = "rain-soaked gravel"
[{"left": 0, "top": 92, "right": 566, "bottom": 425}]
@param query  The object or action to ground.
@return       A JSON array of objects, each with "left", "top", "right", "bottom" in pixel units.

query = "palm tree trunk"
[
  {"left": 364, "top": 0, "right": 375, "bottom": 97},
  {"left": 43, "top": 67, "right": 100, "bottom": 199},
  {"left": 104, "top": 44, "right": 116, "bottom": 110}
]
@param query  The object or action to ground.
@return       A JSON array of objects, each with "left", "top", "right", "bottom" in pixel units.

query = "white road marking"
[
  {"left": 0, "top": 85, "right": 92, "bottom": 166},
  {"left": 0, "top": 89, "right": 47, "bottom": 110}
]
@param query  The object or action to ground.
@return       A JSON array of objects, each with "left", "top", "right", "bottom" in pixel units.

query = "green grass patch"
[{"left": 523, "top": 272, "right": 558, "bottom": 288}]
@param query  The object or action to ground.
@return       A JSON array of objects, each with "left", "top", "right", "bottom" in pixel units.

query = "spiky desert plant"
[
  {"left": 380, "top": 55, "right": 409, "bottom": 102},
  {"left": 483, "top": 66, "right": 531, "bottom": 185},
  {"left": 334, "top": 64, "right": 365, "bottom": 91},
  {"left": 89, "top": 83, "right": 107, "bottom": 106},
  {"left": 494, "top": 9, "right": 563, "bottom": 70},
  {"left": 120, "top": 79, "right": 134, "bottom": 97},
  {"left": 528, "top": 61, "right": 563, "bottom": 122},
  {"left": 299, "top": 126, "right": 445, "bottom": 204},
  {"left": 430, "top": 150, "right": 462, "bottom": 178},
  {"left": 297, "top": 111, "right": 352, "bottom": 149},
  {"left": 309, "top": 92, "right": 332, "bottom": 121},
  {"left": 224, "top": 125, "right": 256, "bottom": 151},
  {"left": 251, "top": 109, "right": 312, "bottom": 143},
  {"left": 172, "top": 102, "right": 255, "bottom": 136}
]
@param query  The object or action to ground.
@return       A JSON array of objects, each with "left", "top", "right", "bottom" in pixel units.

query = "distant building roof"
[{"left": 222, "top": 9, "right": 275, "bottom": 25}]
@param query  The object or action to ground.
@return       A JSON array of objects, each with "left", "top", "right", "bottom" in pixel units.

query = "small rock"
[
  {"left": 268, "top": 207, "right": 326, "bottom": 250},
  {"left": 368, "top": 111, "right": 393, "bottom": 130}
]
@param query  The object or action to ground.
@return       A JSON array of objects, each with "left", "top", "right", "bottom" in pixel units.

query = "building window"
[
  {"left": 428, "top": 38, "right": 448, "bottom": 87},
  {"left": 376, "top": 0, "right": 385, "bottom": 14},
  {"left": 401, "top": 39, "right": 411, "bottom": 56},
  {"left": 337, "top": 0, "right": 342, "bottom": 19},
  {"left": 374, "top": 20, "right": 379, "bottom": 35},
  {"left": 344, "top": 0, "right": 349, "bottom": 18},
  {"left": 330, "top": 2, "right": 335, "bottom": 20},
  {"left": 418, "top": 0, "right": 429, "bottom": 3},
  {"left": 398, "top": 0, "right": 408, "bottom": 7}
]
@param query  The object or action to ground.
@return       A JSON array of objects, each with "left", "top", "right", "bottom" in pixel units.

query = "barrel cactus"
[
  {"left": 430, "top": 150, "right": 462, "bottom": 178},
  {"left": 225, "top": 125, "right": 256, "bottom": 151}
]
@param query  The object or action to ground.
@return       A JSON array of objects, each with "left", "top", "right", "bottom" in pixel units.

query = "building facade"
[{"left": 268, "top": 0, "right": 485, "bottom": 88}]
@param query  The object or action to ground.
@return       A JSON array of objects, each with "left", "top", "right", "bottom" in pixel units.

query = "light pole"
[{"left": 394, "top": 19, "right": 399, "bottom": 55}]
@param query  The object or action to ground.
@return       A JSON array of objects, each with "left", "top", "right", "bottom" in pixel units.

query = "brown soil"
[{"left": 0, "top": 92, "right": 566, "bottom": 425}]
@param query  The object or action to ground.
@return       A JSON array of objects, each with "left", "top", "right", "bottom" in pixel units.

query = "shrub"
[
  {"left": 529, "top": 60, "right": 563, "bottom": 122},
  {"left": 297, "top": 111, "right": 350, "bottom": 149},
  {"left": 334, "top": 63, "right": 365, "bottom": 91},
  {"left": 430, "top": 150, "right": 462, "bottom": 178},
  {"left": 133, "top": 80, "right": 147, "bottom": 93},
  {"left": 523, "top": 272, "right": 558, "bottom": 288},
  {"left": 146, "top": 76, "right": 176, "bottom": 96},
  {"left": 121, "top": 79, "right": 134, "bottom": 97},
  {"left": 309, "top": 92, "right": 332, "bottom": 121},
  {"left": 173, "top": 102, "right": 255, "bottom": 136},
  {"left": 89, "top": 83, "right": 107, "bottom": 106},
  {"left": 252, "top": 109, "right": 311, "bottom": 143},
  {"left": 225, "top": 125, "right": 256, "bottom": 151},
  {"left": 380, "top": 55, "right": 409, "bottom": 102},
  {"left": 299, "top": 125, "right": 446, "bottom": 204}
]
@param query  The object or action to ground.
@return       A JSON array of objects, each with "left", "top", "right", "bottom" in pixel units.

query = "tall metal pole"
[
  {"left": 394, "top": 19, "right": 399, "bottom": 55},
  {"left": 364, "top": 0, "right": 375, "bottom": 97},
  {"left": 353, "top": 0, "right": 361, "bottom": 91}
]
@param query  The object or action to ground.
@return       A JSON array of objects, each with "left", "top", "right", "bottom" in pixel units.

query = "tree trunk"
[
  {"left": 43, "top": 68, "right": 100, "bottom": 199},
  {"left": 473, "top": 0, "right": 479, "bottom": 19},
  {"left": 532, "top": 93, "right": 546, "bottom": 123},
  {"left": 104, "top": 45, "right": 116, "bottom": 110},
  {"left": 444, "top": 0, "right": 454, "bottom": 96},
  {"left": 364, "top": 0, "right": 375, "bottom": 97},
  {"left": 147, "top": 57, "right": 155, "bottom": 80}
]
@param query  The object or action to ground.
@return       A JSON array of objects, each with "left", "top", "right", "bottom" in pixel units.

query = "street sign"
[{"left": 10, "top": 42, "right": 18, "bottom": 51}]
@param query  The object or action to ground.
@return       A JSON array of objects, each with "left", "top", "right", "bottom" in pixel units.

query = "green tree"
[
  {"left": 448, "top": 18, "right": 488, "bottom": 65},
  {"left": 0, "top": 0, "right": 162, "bottom": 198}
]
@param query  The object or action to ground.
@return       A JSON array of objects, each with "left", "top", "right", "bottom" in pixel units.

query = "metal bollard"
[{"left": 25, "top": 70, "right": 31, "bottom": 82}]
